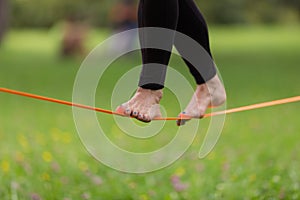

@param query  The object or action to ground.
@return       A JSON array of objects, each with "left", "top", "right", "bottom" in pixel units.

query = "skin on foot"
[
  {"left": 177, "top": 75, "right": 226, "bottom": 126},
  {"left": 116, "top": 87, "right": 163, "bottom": 122}
]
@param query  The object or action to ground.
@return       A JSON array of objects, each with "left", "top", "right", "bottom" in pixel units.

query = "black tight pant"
[{"left": 138, "top": 0, "right": 216, "bottom": 90}]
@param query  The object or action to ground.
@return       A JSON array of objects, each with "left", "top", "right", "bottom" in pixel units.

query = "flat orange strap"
[{"left": 1, "top": 87, "right": 299, "bottom": 120}]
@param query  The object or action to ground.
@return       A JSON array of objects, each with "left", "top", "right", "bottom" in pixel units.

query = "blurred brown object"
[
  {"left": 108, "top": 0, "right": 138, "bottom": 53},
  {"left": 0, "top": 0, "right": 9, "bottom": 45},
  {"left": 109, "top": 0, "right": 137, "bottom": 31},
  {"left": 61, "top": 16, "right": 88, "bottom": 57}
]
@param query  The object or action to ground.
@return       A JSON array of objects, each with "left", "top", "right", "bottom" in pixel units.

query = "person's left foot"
[
  {"left": 177, "top": 75, "right": 226, "bottom": 126},
  {"left": 116, "top": 87, "right": 163, "bottom": 122}
]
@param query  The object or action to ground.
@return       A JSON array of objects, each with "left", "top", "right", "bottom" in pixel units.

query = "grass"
[{"left": 0, "top": 25, "right": 300, "bottom": 199}]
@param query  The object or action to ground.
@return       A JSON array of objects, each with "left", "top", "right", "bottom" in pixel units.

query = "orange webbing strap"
[
  {"left": 1, "top": 87, "right": 299, "bottom": 120},
  {"left": 202, "top": 96, "right": 300, "bottom": 118}
]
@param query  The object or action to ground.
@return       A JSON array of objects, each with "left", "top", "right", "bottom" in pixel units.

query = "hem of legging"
[
  {"left": 139, "top": 83, "right": 164, "bottom": 90},
  {"left": 194, "top": 69, "right": 217, "bottom": 85}
]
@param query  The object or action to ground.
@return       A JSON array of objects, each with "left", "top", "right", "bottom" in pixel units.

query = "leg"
[
  {"left": 138, "top": 0, "right": 179, "bottom": 89},
  {"left": 175, "top": 0, "right": 215, "bottom": 84},
  {"left": 116, "top": 0, "right": 179, "bottom": 122},
  {"left": 174, "top": 0, "right": 226, "bottom": 125}
]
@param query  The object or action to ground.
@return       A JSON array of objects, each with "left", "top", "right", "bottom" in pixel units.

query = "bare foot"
[
  {"left": 116, "top": 87, "right": 163, "bottom": 122},
  {"left": 177, "top": 75, "right": 226, "bottom": 126}
]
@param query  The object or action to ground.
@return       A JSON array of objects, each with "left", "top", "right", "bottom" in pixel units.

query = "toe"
[
  {"left": 177, "top": 120, "right": 186, "bottom": 126},
  {"left": 124, "top": 108, "right": 131, "bottom": 115},
  {"left": 176, "top": 112, "right": 192, "bottom": 126},
  {"left": 143, "top": 115, "right": 151, "bottom": 122},
  {"left": 137, "top": 113, "right": 144, "bottom": 121},
  {"left": 116, "top": 104, "right": 130, "bottom": 116},
  {"left": 138, "top": 113, "right": 151, "bottom": 123},
  {"left": 138, "top": 107, "right": 152, "bottom": 122},
  {"left": 131, "top": 110, "right": 139, "bottom": 118}
]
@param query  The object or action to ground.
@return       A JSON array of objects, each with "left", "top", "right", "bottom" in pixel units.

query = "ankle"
[
  {"left": 201, "top": 75, "right": 227, "bottom": 106},
  {"left": 136, "top": 87, "right": 163, "bottom": 103}
]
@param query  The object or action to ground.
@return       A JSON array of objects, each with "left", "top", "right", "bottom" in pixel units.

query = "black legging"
[{"left": 138, "top": 0, "right": 216, "bottom": 90}]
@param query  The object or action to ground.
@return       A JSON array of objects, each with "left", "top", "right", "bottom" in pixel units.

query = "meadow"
[{"left": 0, "top": 26, "right": 300, "bottom": 199}]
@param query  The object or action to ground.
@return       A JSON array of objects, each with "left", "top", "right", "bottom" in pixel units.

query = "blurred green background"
[{"left": 0, "top": 0, "right": 300, "bottom": 199}]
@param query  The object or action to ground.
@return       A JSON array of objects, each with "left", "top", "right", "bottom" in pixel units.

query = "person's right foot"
[
  {"left": 116, "top": 87, "right": 163, "bottom": 122},
  {"left": 177, "top": 75, "right": 226, "bottom": 126}
]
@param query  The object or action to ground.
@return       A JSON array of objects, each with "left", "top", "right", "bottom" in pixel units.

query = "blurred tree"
[
  {"left": 243, "top": 0, "right": 281, "bottom": 24},
  {"left": 0, "top": 0, "right": 9, "bottom": 45},
  {"left": 279, "top": 0, "right": 300, "bottom": 19},
  {"left": 198, "top": 0, "right": 247, "bottom": 24},
  {"left": 7, "top": 0, "right": 300, "bottom": 27},
  {"left": 10, "top": 0, "right": 112, "bottom": 28}
]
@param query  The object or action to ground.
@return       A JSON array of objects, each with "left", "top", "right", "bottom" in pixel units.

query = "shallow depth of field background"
[{"left": 0, "top": 0, "right": 300, "bottom": 199}]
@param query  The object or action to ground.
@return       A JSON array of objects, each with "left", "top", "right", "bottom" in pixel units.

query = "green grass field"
[{"left": 0, "top": 26, "right": 300, "bottom": 199}]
